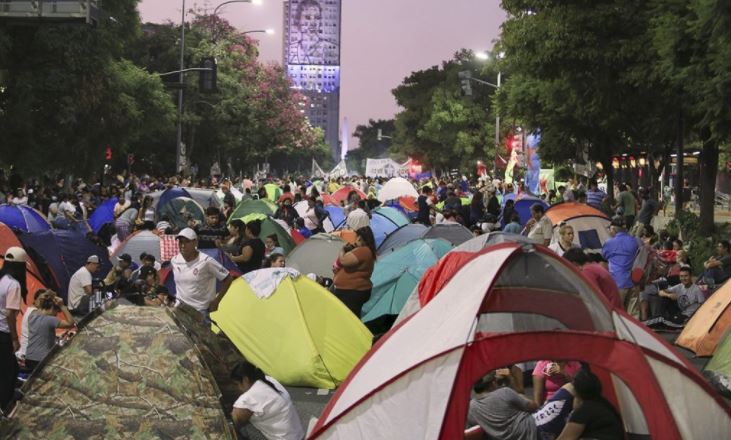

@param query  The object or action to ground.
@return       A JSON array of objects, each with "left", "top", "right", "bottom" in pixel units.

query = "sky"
[{"left": 138, "top": 0, "right": 506, "bottom": 149}]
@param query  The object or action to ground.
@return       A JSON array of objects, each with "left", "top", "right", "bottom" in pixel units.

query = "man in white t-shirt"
[
  {"left": 1, "top": 246, "right": 27, "bottom": 409},
  {"left": 171, "top": 228, "right": 233, "bottom": 316},
  {"left": 525, "top": 203, "right": 552, "bottom": 246},
  {"left": 67, "top": 255, "right": 101, "bottom": 315}
]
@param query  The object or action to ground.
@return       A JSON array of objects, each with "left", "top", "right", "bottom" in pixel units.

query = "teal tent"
[
  {"left": 361, "top": 238, "right": 452, "bottom": 325},
  {"left": 373, "top": 206, "right": 409, "bottom": 228}
]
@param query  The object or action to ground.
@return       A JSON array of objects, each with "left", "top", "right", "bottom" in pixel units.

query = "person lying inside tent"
[
  {"left": 467, "top": 368, "right": 576, "bottom": 440},
  {"left": 640, "top": 266, "right": 705, "bottom": 327},
  {"left": 230, "top": 360, "right": 304, "bottom": 440}
]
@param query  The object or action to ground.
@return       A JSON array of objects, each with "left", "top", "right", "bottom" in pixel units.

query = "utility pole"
[{"left": 176, "top": 0, "right": 186, "bottom": 175}]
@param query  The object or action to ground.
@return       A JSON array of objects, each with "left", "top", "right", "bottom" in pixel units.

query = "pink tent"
[{"left": 309, "top": 243, "right": 731, "bottom": 439}]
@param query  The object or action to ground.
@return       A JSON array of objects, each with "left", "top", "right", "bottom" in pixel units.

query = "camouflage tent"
[{"left": 1, "top": 305, "right": 238, "bottom": 439}]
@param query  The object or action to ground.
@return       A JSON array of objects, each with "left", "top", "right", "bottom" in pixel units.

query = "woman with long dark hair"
[
  {"left": 0, "top": 247, "right": 28, "bottom": 410},
  {"left": 230, "top": 360, "right": 304, "bottom": 440},
  {"left": 332, "top": 226, "right": 377, "bottom": 317},
  {"left": 227, "top": 220, "right": 265, "bottom": 274}
]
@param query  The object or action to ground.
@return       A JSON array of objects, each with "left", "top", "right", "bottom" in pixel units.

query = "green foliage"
[
  {"left": 664, "top": 210, "right": 731, "bottom": 275},
  {"left": 347, "top": 119, "right": 395, "bottom": 173},
  {"left": 391, "top": 50, "right": 499, "bottom": 170}
]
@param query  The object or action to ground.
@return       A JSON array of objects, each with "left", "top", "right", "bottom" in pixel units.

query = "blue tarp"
[
  {"left": 514, "top": 197, "right": 549, "bottom": 225},
  {"left": 88, "top": 197, "right": 118, "bottom": 234},
  {"left": 0, "top": 204, "right": 51, "bottom": 233},
  {"left": 18, "top": 230, "right": 112, "bottom": 300}
]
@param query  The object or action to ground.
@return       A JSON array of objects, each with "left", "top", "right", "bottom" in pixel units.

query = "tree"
[
  {"left": 498, "top": 0, "right": 677, "bottom": 200},
  {"left": 347, "top": 119, "right": 396, "bottom": 173},
  {"left": 391, "top": 50, "right": 499, "bottom": 171}
]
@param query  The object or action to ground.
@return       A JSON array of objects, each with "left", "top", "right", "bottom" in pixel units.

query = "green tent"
[
  {"left": 240, "top": 213, "right": 296, "bottom": 255},
  {"left": 361, "top": 238, "right": 452, "bottom": 324},
  {"left": 158, "top": 196, "right": 205, "bottom": 230},
  {"left": 1, "top": 305, "right": 236, "bottom": 439},
  {"left": 229, "top": 199, "right": 277, "bottom": 223},
  {"left": 705, "top": 329, "right": 731, "bottom": 398},
  {"left": 264, "top": 183, "right": 282, "bottom": 202}
]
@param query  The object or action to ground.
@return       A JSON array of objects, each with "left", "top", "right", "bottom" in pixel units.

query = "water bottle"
[
  {"left": 88, "top": 293, "right": 96, "bottom": 314},
  {"left": 95, "top": 290, "right": 102, "bottom": 310}
]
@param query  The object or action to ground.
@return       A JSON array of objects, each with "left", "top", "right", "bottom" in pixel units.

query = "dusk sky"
[{"left": 139, "top": 0, "right": 506, "bottom": 148}]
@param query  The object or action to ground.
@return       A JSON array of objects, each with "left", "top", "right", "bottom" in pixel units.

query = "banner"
[
  {"left": 365, "top": 158, "right": 405, "bottom": 178},
  {"left": 286, "top": 0, "right": 341, "bottom": 66},
  {"left": 539, "top": 169, "right": 555, "bottom": 195},
  {"left": 312, "top": 158, "right": 326, "bottom": 178},
  {"left": 328, "top": 159, "right": 348, "bottom": 178},
  {"left": 525, "top": 132, "right": 541, "bottom": 195}
]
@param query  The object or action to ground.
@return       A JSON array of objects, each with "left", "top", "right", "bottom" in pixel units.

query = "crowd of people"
[{"left": 0, "top": 168, "right": 727, "bottom": 438}]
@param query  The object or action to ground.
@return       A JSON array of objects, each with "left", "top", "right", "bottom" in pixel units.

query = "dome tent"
[
  {"left": 309, "top": 244, "right": 731, "bottom": 439},
  {"left": 545, "top": 202, "right": 611, "bottom": 250},
  {"left": 287, "top": 233, "right": 346, "bottom": 279}
]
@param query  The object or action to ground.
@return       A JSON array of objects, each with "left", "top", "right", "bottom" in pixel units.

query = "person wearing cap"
[
  {"left": 1, "top": 246, "right": 28, "bottom": 409},
  {"left": 602, "top": 216, "right": 639, "bottom": 311},
  {"left": 67, "top": 255, "right": 101, "bottom": 316},
  {"left": 103, "top": 254, "right": 134, "bottom": 294},
  {"left": 171, "top": 228, "right": 233, "bottom": 316}
]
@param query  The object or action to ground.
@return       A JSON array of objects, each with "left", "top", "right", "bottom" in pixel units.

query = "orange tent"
[
  {"left": 676, "top": 282, "right": 731, "bottom": 356},
  {"left": 0, "top": 259, "right": 51, "bottom": 339},
  {"left": 544, "top": 202, "right": 608, "bottom": 224},
  {"left": 544, "top": 202, "right": 611, "bottom": 250},
  {"left": 0, "top": 221, "right": 42, "bottom": 281}
]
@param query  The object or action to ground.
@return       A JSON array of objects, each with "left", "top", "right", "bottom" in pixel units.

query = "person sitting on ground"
[
  {"left": 640, "top": 266, "right": 704, "bottom": 324},
  {"left": 467, "top": 368, "right": 576, "bottom": 440},
  {"left": 230, "top": 360, "right": 304, "bottom": 440},
  {"left": 126, "top": 266, "right": 171, "bottom": 307},
  {"left": 503, "top": 213, "right": 522, "bottom": 235},
  {"left": 533, "top": 360, "right": 582, "bottom": 407},
  {"left": 549, "top": 224, "right": 579, "bottom": 257},
  {"left": 25, "top": 290, "right": 74, "bottom": 372},
  {"left": 555, "top": 367, "right": 623, "bottom": 440},
  {"left": 103, "top": 253, "right": 134, "bottom": 295},
  {"left": 67, "top": 255, "right": 101, "bottom": 316},
  {"left": 701, "top": 240, "right": 731, "bottom": 288},
  {"left": 264, "top": 234, "right": 285, "bottom": 258},
  {"left": 196, "top": 207, "right": 228, "bottom": 249},
  {"left": 564, "top": 249, "right": 623, "bottom": 309}
]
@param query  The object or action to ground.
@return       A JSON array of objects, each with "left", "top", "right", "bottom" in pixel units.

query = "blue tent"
[
  {"left": 514, "top": 197, "right": 549, "bottom": 225},
  {"left": 88, "top": 197, "right": 118, "bottom": 234},
  {"left": 377, "top": 224, "right": 428, "bottom": 256},
  {"left": 325, "top": 205, "right": 346, "bottom": 229},
  {"left": 373, "top": 207, "right": 410, "bottom": 228},
  {"left": 18, "top": 230, "right": 112, "bottom": 300},
  {"left": 0, "top": 204, "right": 51, "bottom": 233},
  {"left": 161, "top": 248, "right": 240, "bottom": 296},
  {"left": 361, "top": 238, "right": 452, "bottom": 323},
  {"left": 156, "top": 187, "right": 192, "bottom": 216}
]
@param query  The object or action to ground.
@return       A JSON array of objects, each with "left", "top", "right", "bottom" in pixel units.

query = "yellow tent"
[{"left": 211, "top": 275, "right": 373, "bottom": 389}]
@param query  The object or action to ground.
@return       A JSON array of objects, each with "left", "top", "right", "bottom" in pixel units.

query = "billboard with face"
[{"left": 286, "top": 0, "right": 341, "bottom": 66}]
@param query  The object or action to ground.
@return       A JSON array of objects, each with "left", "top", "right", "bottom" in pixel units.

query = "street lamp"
[
  {"left": 473, "top": 51, "right": 502, "bottom": 176},
  {"left": 175, "top": 0, "right": 263, "bottom": 173}
]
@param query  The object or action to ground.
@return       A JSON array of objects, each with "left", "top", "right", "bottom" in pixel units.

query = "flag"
[{"left": 525, "top": 132, "right": 541, "bottom": 194}]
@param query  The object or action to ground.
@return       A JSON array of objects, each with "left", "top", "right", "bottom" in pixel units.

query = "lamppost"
[
  {"left": 473, "top": 51, "right": 502, "bottom": 176},
  {"left": 175, "top": 0, "right": 263, "bottom": 174}
]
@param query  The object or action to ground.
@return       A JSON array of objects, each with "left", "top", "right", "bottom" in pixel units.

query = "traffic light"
[
  {"left": 105, "top": 146, "right": 112, "bottom": 161},
  {"left": 458, "top": 70, "right": 473, "bottom": 96},
  {"left": 199, "top": 57, "right": 217, "bottom": 93}
]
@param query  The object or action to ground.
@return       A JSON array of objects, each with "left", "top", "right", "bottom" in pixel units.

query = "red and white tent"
[{"left": 308, "top": 243, "right": 731, "bottom": 439}]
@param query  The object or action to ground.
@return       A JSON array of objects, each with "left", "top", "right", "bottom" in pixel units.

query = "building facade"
[{"left": 283, "top": 0, "right": 341, "bottom": 159}]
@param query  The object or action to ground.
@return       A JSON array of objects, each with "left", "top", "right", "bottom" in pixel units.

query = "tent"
[
  {"left": 377, "top": 177, "right": 419, "bottom": 202},
  {"left": 0, "top": 222, "right": 43, "bottom": 280},
  {"left": 87, "top": 197, "right": 118, "bottom": 234},
  {"left": 157, "top": 196, "right": 205, "bottom": 230},
  {"left": 545, "top": 202, "right": 611, "bottom": 250},
  {"left": 705, "top": 329, "right": 731, "bottom": 398},
  {"left": 323, "top": 205, "right": 345, "bottom": 231},
  {"left": 676, "top": 280, "right": 731, "bottom": 356},
  {"left": 18, "top": 229, "right": 112, "bottom": 300},
  {"left": 309, "top": 243, "right": 731, "bottom": 439},
  {"left": 422, "top": 223, "right": 472, "bottom": 246},
  {"left": 1, "top": 305, "right": 237, "bottom": 439},
  {"left": 210, "top": 272, "right": 372, "bottom": 389},
  {"left": 361, "top": 238, "right": 452, "bottom": 324},
  {"left": 287, "top": 233, "right": 345, "bottom": 279},
  {"left": 229, "top": 199, "right": 277, "bottom": 222},
  {"left": 0, "top": 204, "right": 51, "bottom": 233},
  {"left": 259, "top": 215, "right": 296, "bottom": 255},
  {"left": 264, "top": 183, "right": 282, "bottom": 202},
  {"left": 373, "top": 206, "right": 410, "bottom": 228},
  {"left": 149, "top": 187, "right": 221, "bottom": 210},
  {"left": 156, "top": 186, "right": 192, "bottom": 211},
  {"left": 513, "top": 196, "right": 549, "bottom": 225},
  {"left": 331, "top": 185, "right": 365, "bottom": 205},
  {"left": 186, "top": 187, "right": 222, "bottom": 208},
  {"left": 377, "top": 224, "right": 428, "bottom": 255},
  {"left": 451, "top": 231, "right": 534, "bottom": 253},
  {"left": 111, "top": 230, "right": 161, "bottom": 265},
  {"left": 159, "top": 248, "right": 241, "bottom": 296}
]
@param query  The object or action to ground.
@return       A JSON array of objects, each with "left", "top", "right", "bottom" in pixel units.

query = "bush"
[{"left": 663, "top": 211, "right": 731, "bottom": 275}]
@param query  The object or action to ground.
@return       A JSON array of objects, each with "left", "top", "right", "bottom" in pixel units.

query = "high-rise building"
[{"left": 283, "top": 0, "right": 341, "bottom": 159}]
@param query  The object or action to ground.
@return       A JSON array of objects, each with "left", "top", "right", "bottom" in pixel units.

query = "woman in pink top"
[{"left": 532, "top": 360, "right": 581, "bottom": 405}]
